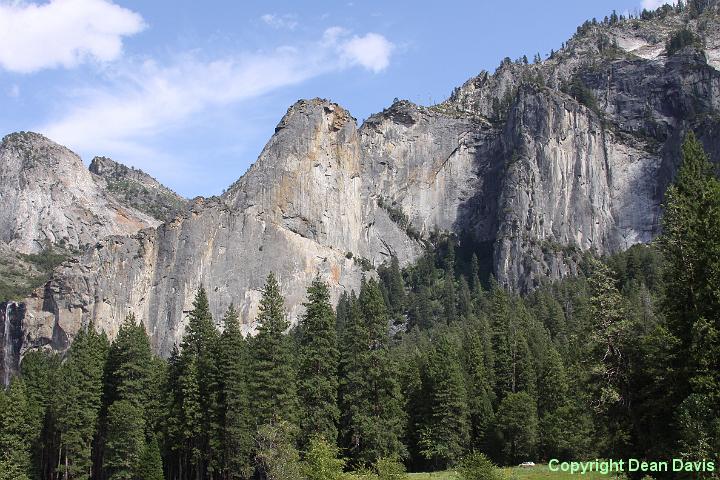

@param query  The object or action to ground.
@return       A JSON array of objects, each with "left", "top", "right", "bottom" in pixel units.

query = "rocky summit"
[{"left": 2, "top": 2, "right": 720, "bottom": 363}]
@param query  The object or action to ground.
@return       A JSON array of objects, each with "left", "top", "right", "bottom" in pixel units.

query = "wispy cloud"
[
  {"left": 7, "top": 84, "right": 20, "bottom": 98},
  {"left": 640, "top": 0, "right": 677, "bottom": 10},
  {"left": 260, "top": 13, "right": 298, "bottom": 30},
  {"left": 37, "top": 28, "right": 394, "bottom": 178},
  {"left": 0, "top": 0, "right": 145, "bottom": 73}
]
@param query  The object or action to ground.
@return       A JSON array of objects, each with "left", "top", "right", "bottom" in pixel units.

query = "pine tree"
[
  {"left": 458, "top": 277, "right": 473, "bottom": 320},
  {"left": 335, "top": 291, "right": 350, "bottom": 336},
  {"left": 536, "top": 346, "right": 582, "bottom": 459},
  {"left": 104, "top": 314, "right": 154, "bottom": 409},
  {"left": 384, "top": 256, "right": 406, "bottom": 317},
  {"left": 55, "top": 324, "right": 108, "bottom": 480},
  {"left": 178, "top": 353, "right": 203, "bottom": 479},
  {"left": 469, "top": 254, "right": 481, "bottom": 294},
  {"left": 398, "top": 333, "right": 431, "bottom": 471},
  {"left": 19, "top": 349, "right": 60, "bottom": 479},
  {"left": 660, "top": 132, "right": 720, "bottom": 460},
  {"left": 587, "top": 259, "right": 632, "bottom": 455},
  {"left": 250, "top": 273, "right": 298, "bottom": 429},
  {"left": 0, "top": 378, "right": 33, "bottom": 480},
  {"left": 102, "top": 315, "right": 164, "bottom": 479},
  {"left": 419, "top": 334, "right": 470, "bottom": 469},
  {"left": 489, "top": 284, "right": 535, "bottom": 398},
  {"left": 339, "top": 282, "right": 406, "bottom": 467},
  {"left": 442, "top": 275, "right": 457, "bottom": 325},
  {"left": 495, "top": 392, "right": 538, "bottom": 464},
  {"left": 104, "top": 400, "right": 146, "bottom": 480},
  {"left": 338, "top": 294, "right": 371, "bottom": 463},
  {"left": 217, "top": 304, "right": 253, "bottom": 479},
  {"left": 297, "top": 278, "right": 340, "bottom": 446},
  {"left": 180, "top": 286, "right": 221, "bottom": 478},
  {"left": 137, "top": 433, "right": 165, "bottom": 480},
  {"left": 163, "top": 345, "right": 185, "bottom": 480},
  {"left": 461, "top": 322, "right": 495, "bottom": 453}
]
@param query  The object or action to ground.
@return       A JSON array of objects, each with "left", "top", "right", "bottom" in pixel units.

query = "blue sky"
[{"left": 0, "top": 0, "right": 671, "bottom": 197}]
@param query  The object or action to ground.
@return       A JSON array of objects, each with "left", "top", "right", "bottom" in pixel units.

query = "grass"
[
  {"left": 396, "top": 465, "right": 628, "bottom": 480},
  {"left": 407, "top": 472, "right": 458, "bottom": 479},
  {"left": 502, "top": 465, "right": 626, "bottom": 479}
]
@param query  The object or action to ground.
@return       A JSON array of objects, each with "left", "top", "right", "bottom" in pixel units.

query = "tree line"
[{"left": 1, "top": 132, "right": 719, "bottom": 479}]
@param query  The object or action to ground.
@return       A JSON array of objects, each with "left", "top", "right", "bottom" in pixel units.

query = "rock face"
[
  {"left": 0, "top": 132, "right": 160, "bottom": 254},
  {"left": 6, "top": 2, "right": 720, "bottom": 358},
  {"left": 1, "top": 301, "right": 25, "bottom": 387},
  {"left": 90, "top": 156, "right": 188, "bottom": 222}
]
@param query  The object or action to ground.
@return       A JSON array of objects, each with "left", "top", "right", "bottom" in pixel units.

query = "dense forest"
[{"left": 1, "top": 133, "right": 718, "bottom": 480}]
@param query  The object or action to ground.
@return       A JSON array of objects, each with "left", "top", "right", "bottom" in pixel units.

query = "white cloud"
[
  {"left": 0, "top": 0, "right": 145, "bottom": 73},
  {"left": 260, "top": 13, "right": 298, "bottom": 30},
  {"left": 338, "top": 32, "right": 393, "bottom": 73},
  {"left": 38, "top": 28, "right": 394, "bottom": 163},
  {"left": 641, "top": 0, "right": 677, "bottom": 10}
]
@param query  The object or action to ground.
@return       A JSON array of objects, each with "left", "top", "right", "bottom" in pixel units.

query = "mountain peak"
[
  {"left": 89, "top": 156, "right": 188, "bottom": 223},
  {"left": 275, "top": 98, "right": 356, "bottom": 134}
]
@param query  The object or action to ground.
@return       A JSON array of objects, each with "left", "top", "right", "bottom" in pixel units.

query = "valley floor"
[{"left": 398, "top": 465, "right": 627, "bottom": 480}]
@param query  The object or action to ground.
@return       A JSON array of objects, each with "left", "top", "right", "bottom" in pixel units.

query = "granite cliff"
[{"left": 2, "top": 2, "right": 720, "bottom": 368}]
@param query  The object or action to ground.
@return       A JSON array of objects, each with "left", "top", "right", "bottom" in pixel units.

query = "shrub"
[
  {"left": 458, "top": 452, "right": 503, "bottom": 480},
  {"left": 302, "top": 437, "right": 345, "bottom": 480},
  {"left": 666, "top": 28, "right": 701, "bottom": 55},
  {"left": 254, "top": 421, "right": 302, "bottom": 480},
  {"left": 375, "top": 457, "right": 407, "bottom": 480}
]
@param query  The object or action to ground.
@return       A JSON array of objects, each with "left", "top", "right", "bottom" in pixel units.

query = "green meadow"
[{"left": 398, "top": 465, "right": 628, "bottom": 480}]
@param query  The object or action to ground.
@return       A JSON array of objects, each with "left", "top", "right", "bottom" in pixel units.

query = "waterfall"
[{"left": 2, "top": 302, "right": 16, "bottom": 388}]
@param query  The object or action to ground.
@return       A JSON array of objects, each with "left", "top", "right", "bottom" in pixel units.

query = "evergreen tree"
[
  {"left": 419, "top": 334, "right": 470, "bottom": 469},
  {"left": 397, "top": 333, "right": 430, "bottom": 471},
  {"left": 495, "top": 392, "right": 538, "bottom": 464},
  {"left": 185, "top": 355, "right": 205, "bottom": 477},
  {"left": 250, "top": 273, "right": 298, "bottom": 429},
  {"left": 587, "top": 259, "right": 632, "bottom": 455},
  {"left": 338, "top": 294, "right": 371, "bottom": 464},
  {"left": 180, "top": 286, "right": 221, "bottom": 478},
  {"left": 335, "top": 291, "right": 350, "bottom": 336},
  {"left": 458, "top": 277, "right": 473, "bottom": 320},
  {"left": 137, "top": 433, "right": 165, "bottom": 480},
  {"left": 163, "top": 345, "right": 185, "bottom": 480},
  {"left": 383, "top": 256, "right": 406, "bottom": 317},
  {"left": 101, "top": 315, "right": 162, "bottom": 480},
  {"left": 20, "top": 350, "right": 60, "bottom": 479},
  {"left": 442, "top": 275, "right": 457, "bottom": 325},
  {"left": 0, "top": 378, "right": 33, "bottom": 480},
  {"left": 660, "top": 132, "right": 720, "bottom": 460},
  {"left": 361, "top": 280, "right": 406, "bottom": 465},
  {"left": 461, "top": 323, "right": 495, "bottom": 453},
  {"left": 340, "top": 282, "right": 406, "bottom": 467},
  {"left": 104, "top": 400, "right": 146, "bottom": 480},
  {"left": 216, "top": 304, "right": 253, "bottom": 479},
  {"left": 489, "top": 284, "right": 535, "bottom": 398},
  {"left": 55, "top": 324, "right": 108, "bottom": 480},
  {"left": 297, "top": 278, "right": 340, "bottom": 446},
  {"left": 469, "top": 254, "right": 481, "bottom": 294},
  {"left": 104, "top": 315, "right": 154, "bottom": 409}
]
